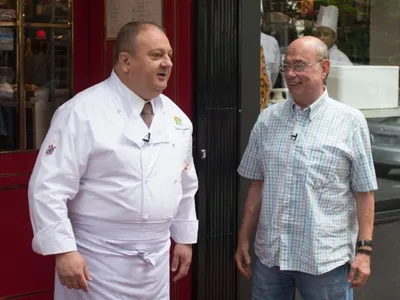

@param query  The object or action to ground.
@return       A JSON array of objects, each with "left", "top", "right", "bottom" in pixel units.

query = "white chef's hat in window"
[{"left": 316, "top": 5, "right": 339, "bottom": 34}]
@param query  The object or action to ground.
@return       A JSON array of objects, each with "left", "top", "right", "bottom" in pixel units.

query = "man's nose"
[
  {"left": 162, "top": 56, "right": 173, "bottom": 68},
  {"left": 284, "top": 68, "right": 297, "bottom": 79}
]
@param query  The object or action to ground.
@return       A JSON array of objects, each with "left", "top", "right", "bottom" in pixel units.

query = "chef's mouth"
[{"left": 157, "top": 72, "right": 168, "bottom": 77}]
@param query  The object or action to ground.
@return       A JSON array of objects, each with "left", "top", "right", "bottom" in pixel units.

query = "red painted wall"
[
  {"left": 0, "top": 1, "right": 90, "bottom": 298},
  {"left": 0, "top": 0, "right": 193, "bottom": 299}
]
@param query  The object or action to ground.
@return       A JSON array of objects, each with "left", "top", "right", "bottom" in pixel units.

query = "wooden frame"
[{"left": 104, "top": 0, "right": 164, "bottom": 40}]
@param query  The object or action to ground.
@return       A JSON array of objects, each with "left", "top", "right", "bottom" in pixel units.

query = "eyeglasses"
[{"left": 279, "top": 59, "right": 324, "bottom": 73}]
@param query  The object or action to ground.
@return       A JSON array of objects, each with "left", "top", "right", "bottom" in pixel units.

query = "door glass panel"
[
  {"left": 0, "top": 26, "right": 18, "bottom": 151},
  {"left": 23, "top": 27, "right": 71, "bottom": 149},
  {"left": 0, "top": 0, "right": 16, "bottom": 21},
  {"left": 24, "top": 0, "right": 70, "bottom": 24},
  {"left": 262, "top": 0, "right": 400, "bottom": 204}
]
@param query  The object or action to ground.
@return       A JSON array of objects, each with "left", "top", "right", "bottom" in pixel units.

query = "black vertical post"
[{"left": 237, "top": 0, "right": 262, "bottom": 299}]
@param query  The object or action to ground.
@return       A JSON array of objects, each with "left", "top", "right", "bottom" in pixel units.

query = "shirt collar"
[
  {"left": 108, "top": 70, "right": 163, "bottom": 117},
  {"left": 288, "top": 88, "right": 329, "bottom": 121},
  {"left": 329, "top": 44, "right": 338, "bottom": 54}
]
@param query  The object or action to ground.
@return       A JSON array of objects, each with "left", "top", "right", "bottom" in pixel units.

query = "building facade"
[{"left": 1, "top": 0, "right": 400, "bottom": 299}]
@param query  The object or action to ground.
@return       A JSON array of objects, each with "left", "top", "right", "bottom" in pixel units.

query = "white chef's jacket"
[
  {"left": 261, "top": 32, "right": 281, "bottom": 87},
  {"left": 28, "top": 71, "right": 199, "bottom": 256},
  {"left": 329, "top": 44, "right": 352, "bottom": 65}
]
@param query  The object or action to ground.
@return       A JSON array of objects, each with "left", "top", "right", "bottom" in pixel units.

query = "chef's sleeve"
[
  {"left": 170, "top": 126, "right": 199, "bottom": 244},
  {"left": 28, "top": 103, "right": 91, "bottom": 255}
]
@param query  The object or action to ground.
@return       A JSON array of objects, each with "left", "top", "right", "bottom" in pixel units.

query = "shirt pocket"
[{"left": 306, "top": 142, "right": 351, "bottom": 190}]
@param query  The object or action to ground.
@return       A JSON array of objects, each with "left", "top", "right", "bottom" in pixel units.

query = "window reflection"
[
  {"left": 262, "top": 0, "right": 400, "bottom": 202},
  {"left": 24, "top": 27, "right": 71, "bottom": 149},
  {"left": 0, "top": 26, "right": 17, "bottom": 151},
  {"left": 0, "top": 0, "right": 16, "bottom": 21},
  {"left": 24, "top": 0, "right": 70, "bottom": 23}
]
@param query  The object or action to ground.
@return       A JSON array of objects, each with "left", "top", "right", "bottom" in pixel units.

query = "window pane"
[
  {"left": 23, "top": 27, "right": 72, "bottom": 149},
  {"left": 262, "top": 0, "right": 400, "bottom": 191},
  {"left": 0, "top": 0, "right": 16, "bottom": 21},
  {"left": 381, "top": 117, "right": 400, "bottom": 125},
  {"left": 24, "top": 0, "right": 70, "bottom": 23},
  {"left": 0, "top": 26, "right": 18, "bottom": 151}
]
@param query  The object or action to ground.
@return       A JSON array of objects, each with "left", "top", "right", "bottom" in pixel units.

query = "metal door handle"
[{"left": 200, "top": 149, "right": 207, "bottom": 159}]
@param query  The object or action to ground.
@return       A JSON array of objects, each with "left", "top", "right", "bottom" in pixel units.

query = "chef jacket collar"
[
  {"left": 108, "top": 70, "right": 163, "bottom": 118},
  {"left": 288, "top": 87, "right": 328, "bottom": 121},
  {"left": 329, "top": 44, "right": 338, "bottom": 54}
]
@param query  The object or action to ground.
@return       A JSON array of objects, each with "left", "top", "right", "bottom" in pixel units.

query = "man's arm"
[
  {"left": 348, "top": 114, "right": 377, "bottom": 288},
  {"left": 28, "top": 102, "right": 91, "bottom": 255},
  {"left": 238, "top": 180, "right": 263, "bottom": 244},
  {"left": 355, "top": 191, "right": 374, "bottom": 245},
  {"left": 170, "top": 125, "right": 199, "bottom": 244},
  {"left": 170, "top": 125, "right": 199, "bottom": 282},
  {"left": 236, "top": 119, "right": 264, "bottom": 278}
]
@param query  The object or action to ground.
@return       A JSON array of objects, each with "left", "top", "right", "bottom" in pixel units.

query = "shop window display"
[{"left": 0, "top": 0, "right": 71, "bottom": 151}]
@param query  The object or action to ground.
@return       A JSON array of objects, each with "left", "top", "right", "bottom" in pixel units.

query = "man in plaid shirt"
[{"left": 235, "top": 36, "right": 377, "bottom": 300}]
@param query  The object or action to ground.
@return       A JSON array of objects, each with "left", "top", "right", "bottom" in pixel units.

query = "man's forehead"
[
  {"left": 287, "top": 42, "right": 320, "bottom": 59},
  {"left": 136, "top": 28, "right": 171, "bottom": 50}
]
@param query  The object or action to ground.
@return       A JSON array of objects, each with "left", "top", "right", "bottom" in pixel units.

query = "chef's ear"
[{"left": 118, "top": 52, "right": 131, "bottom": 71}]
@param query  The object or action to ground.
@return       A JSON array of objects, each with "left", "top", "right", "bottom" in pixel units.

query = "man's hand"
[
  {"left": 56, "top": 251, "right": 92, "bottom": 292},
  {"left": 235, "top": 239, "right": 252, "bottom": 279},
  {"left": 347, "top": 252, "right": 371, "bottom": 289},
  {"left": 171, "top": 244, "right": 192, "bottom": 282}
]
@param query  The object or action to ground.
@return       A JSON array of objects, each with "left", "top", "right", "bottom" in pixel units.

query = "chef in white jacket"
[
  {"left": 315, "top": 5, "right": 353, "bottom": 65},
  {"left": 28, "top": 21, "right": 198, "bottom": 300}
]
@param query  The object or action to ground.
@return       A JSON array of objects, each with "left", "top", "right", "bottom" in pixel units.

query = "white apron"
[{"left": 54, "top": 214, "right": 171, "bottom": 300}]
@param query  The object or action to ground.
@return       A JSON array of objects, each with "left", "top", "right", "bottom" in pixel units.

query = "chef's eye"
[{"left": 151, "top": 53, "right": 162, "bottom": 59}]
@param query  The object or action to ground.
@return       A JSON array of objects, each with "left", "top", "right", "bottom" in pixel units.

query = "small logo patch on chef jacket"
[
  {"left": 174, "top": 116, "right": 182, "bottom": 125},
  {"left": 184, "top": 162, "right": 190, "bottom": 171},
  {"left": 45, "top": 144, "right": 56, "bottom": 155}
]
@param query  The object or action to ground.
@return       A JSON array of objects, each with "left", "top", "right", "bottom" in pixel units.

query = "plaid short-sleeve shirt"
[{"left": 238, "top": 90, "right": 378, "bottom": 275}]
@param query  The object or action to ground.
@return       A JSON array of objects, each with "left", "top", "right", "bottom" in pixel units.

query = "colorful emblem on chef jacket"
[
  {"left": 45, "top": 144, "right": 56, "bottom": 155},
  {"left": 174, "top": 116, "right": 182, "bottom": 125}
]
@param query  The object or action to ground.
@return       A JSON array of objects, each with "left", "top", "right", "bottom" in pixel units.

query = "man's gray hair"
[
  {"left": 314, "top": 41, "right": 330, "bottom": 60},
  {"left": 114, "top": 21, "right": 164, "bottom": 65}
]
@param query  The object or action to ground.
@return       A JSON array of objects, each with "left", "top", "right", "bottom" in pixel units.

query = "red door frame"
[{"left": 0, "top": 0, "right": 193, "bottom": 299}]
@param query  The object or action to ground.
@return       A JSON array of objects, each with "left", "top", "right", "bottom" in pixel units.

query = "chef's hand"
[
  {"left": 171, "top": 244, "right": 192, "bottom": 282},
  {"left": 235, "top": 239, "right": 252, "bottom": 279},
  {"left": 56, "top": 251, "right": 92, "bottom": 292},
  {"left": 347, "top": 252, "right": 371, "bottom": 289}
]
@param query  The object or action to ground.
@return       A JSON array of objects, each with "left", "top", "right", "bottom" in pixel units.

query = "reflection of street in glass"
[
  {"left": 376, "top": 170, "right": 400, "bottom": 202},
  {"left": 368, "top": 118, "right": 400, "bottom": 177}
]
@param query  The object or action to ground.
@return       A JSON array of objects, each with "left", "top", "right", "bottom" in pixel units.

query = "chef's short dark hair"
[{"left": 114, "top": 21, "right": 164, "bottom": 64}]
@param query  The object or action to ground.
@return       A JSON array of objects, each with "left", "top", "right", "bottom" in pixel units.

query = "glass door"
[{"left": 0, "top": 0, "right": 72, "bottom": 152}]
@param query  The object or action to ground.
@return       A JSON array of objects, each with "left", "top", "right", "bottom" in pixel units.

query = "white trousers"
[{"left": 54, "top": 215, "right": 171, "bottom": 300}]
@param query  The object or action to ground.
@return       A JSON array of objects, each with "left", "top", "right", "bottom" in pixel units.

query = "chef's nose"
[{"left": 161, "top": 56, "right": 173, "bottom": 68}]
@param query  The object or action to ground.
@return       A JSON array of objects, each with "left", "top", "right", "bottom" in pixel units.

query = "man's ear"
[
  {"left": 118, "top": 52, "right": 131, "bottom": 72},
  {"left": 322, "top": 59, "right": 330, "bottom": 79}
]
